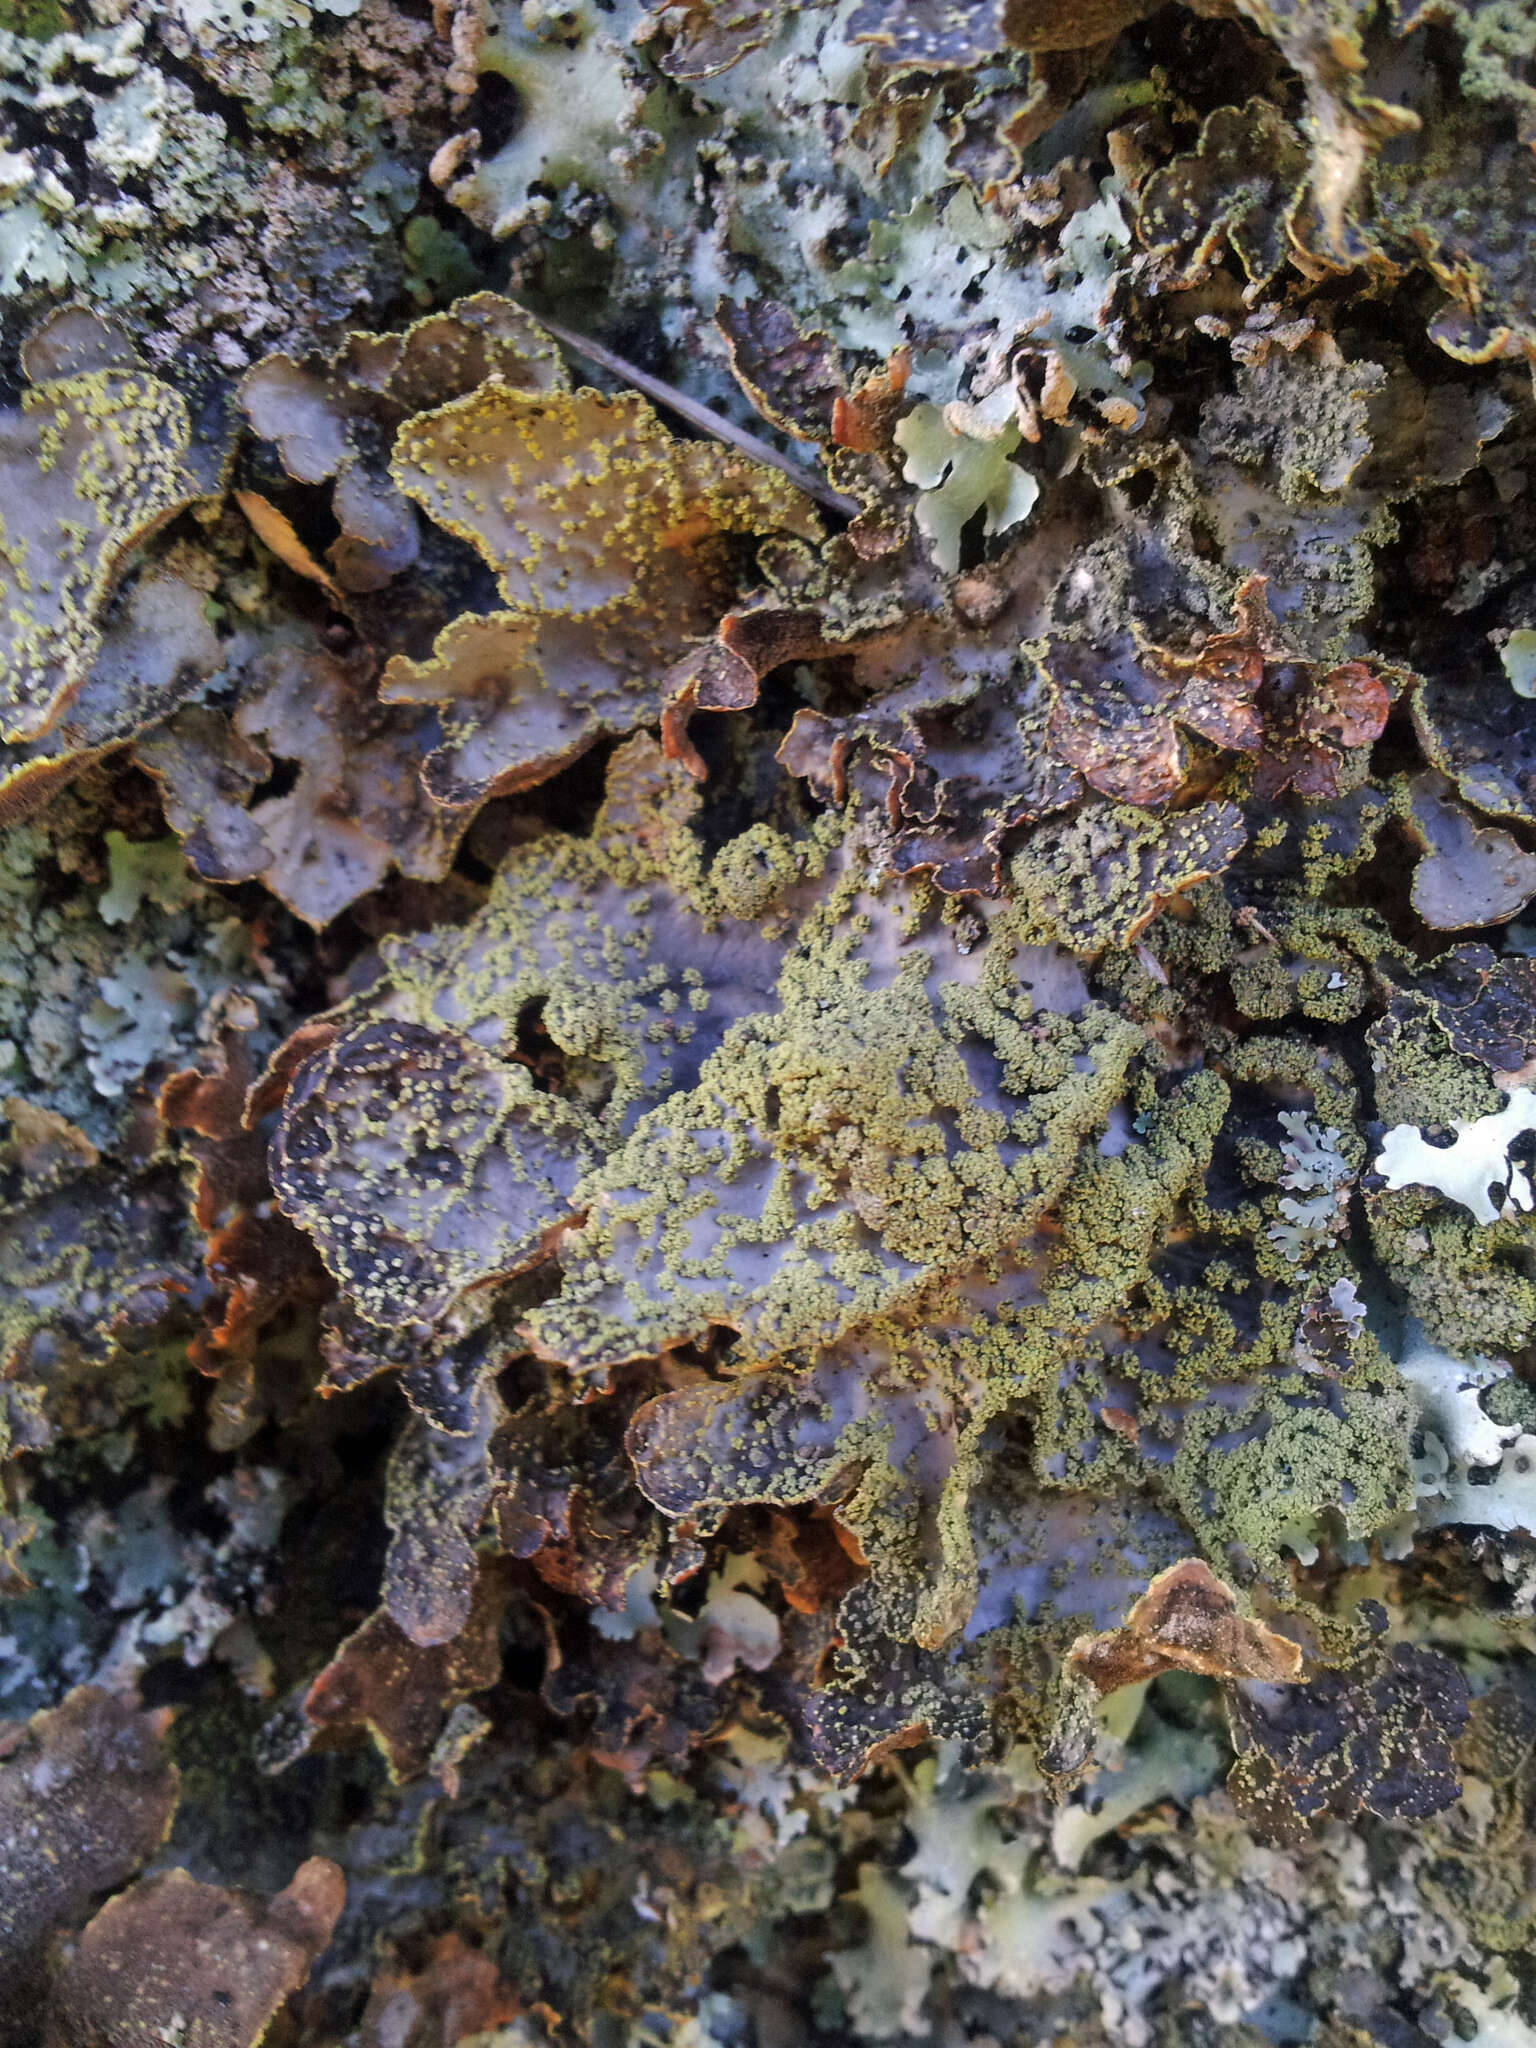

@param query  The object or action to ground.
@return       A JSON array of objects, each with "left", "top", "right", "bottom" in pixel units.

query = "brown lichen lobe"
[
  {"left": 0, "top": 1688, "right": 179, "bottom": 2011},
  {"left": 530, "top": 918, "right": 1140, "bottom": 1377},
  {"left": 43, "top": 1858, "right": 345, "bottom": 2048},
  {"left": 381, "top": 378, "right": 824, "bottom": 802},
  {"left": 140, "top": 644, "right": 470, "bottom": 930},
  {"left": 1067, "top": 1557, "right": 1304, "bottom": 1695},
  {"left": 266, "top": 747, "right": 1142, "bottom": 1384}
]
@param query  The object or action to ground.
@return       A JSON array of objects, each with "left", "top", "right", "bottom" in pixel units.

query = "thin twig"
[
  {"left": 1236, "top": 905, "right": 1280, "bottom": 945},
  {"left": 524, "top": 307, "right": 862, "bottom": 520}
]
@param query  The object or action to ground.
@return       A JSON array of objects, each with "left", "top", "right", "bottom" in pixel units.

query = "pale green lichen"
[
  {"left": 1, "top": 0, "right": 455, "bottom": 357},
  {"left": 893, "top": 389, "right": 1038, "bottom": 575},
  {"left": 1498, "top": 628, "right": 1536, "bottom": 698},
  {"left": 1376, "top": 1090, "right": 1536, "bottom": 1225},
  {"left": 0, "top": 794, "right": 275, "bottom": 1152},
  {"left": 1266, "top": 1112, "right": 1352, "bottom": 1263}
]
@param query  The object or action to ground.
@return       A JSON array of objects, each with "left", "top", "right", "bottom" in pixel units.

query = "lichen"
[
  {"left": 0, "top": 0, "right": 459, "bottom": 360},
  {"left": 0, "top": 356, "right": 202, "bottom": 743},
  {"left": 894, "top": 388, "right": 1039, "bottom": 574},
  {"left": 1376, "top": 1089, "right": 1536, "bottom": 1226},
  {"left": 8, "top": 2, "right": 1536, "bottom": 2042}
]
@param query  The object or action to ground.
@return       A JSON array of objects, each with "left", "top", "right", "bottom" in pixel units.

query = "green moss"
[{"left": 0, "top": 0, "right": 68, "bottom": 34}]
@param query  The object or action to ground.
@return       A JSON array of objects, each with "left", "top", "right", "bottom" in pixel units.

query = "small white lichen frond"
[{"left": 1267, "top": 1112, "right": 1353, "bottom": 1260}]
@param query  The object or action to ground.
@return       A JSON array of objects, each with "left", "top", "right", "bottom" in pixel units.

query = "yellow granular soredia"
[{"left": 0, "top": 369, "right": 200, "bottom": 746}]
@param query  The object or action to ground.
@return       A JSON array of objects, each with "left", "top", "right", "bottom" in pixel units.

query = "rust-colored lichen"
[
  {"left": 44, "top": 1859, "right": 344, "bottom": 2048},
  {"left": 1067, "top": 1558, "right": 1304, "bottom": 1696},
  {"left": 0, "top": 1690, "right": 179, "bottom": 2008}
]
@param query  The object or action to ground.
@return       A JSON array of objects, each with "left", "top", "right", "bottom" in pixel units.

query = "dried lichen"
[
  {"left": 44, "top": 1860, "right": 345, "bottom": 2048},
  {"left": 0, "top": 1689, "right": 179, "bottom": 2008},
  {"left": 139, "top": 643, "right": 469, "bottom": 928}
]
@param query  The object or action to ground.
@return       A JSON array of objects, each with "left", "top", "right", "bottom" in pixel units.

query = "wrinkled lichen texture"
[{"left": 12, "top": 0, "right": 1536, "bottom": 2044}]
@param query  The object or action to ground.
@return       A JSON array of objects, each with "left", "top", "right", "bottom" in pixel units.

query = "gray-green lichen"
[{"left": 0, "top": 0, "right": 458, "bottom": 361}]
